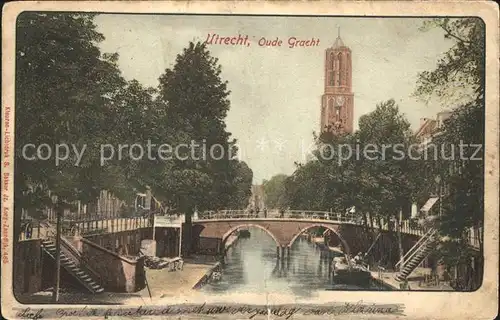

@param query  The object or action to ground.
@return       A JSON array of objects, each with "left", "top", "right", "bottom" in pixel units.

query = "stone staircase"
[
  {"left": 395, "top": 228, "right": 437, "bottom": 282},
  {"left": 42, "top": 239, "right": 104, "bottom": 294}
]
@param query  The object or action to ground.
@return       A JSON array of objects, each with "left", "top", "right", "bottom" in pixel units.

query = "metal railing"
[
  {"left": 465, "top": 226, "right": 482, "bottom": 250},
  {"left": 18, "top": 217, "right": 152, "bottom": 241},
  {"left": 18, "top": 220, "right": 52, "bottom": 241},
  {"left": 196, "top": 210, "right": 426, "bottom": 236},
  {"left": 395, "top": 228, "right": 437, "bottom": 270},
  {"left": 42, "top": 226, "right": 103, "bottom": 289},
  {"left": 18, "top": 210, "right": 480, "bottom": 250},
  {"left": 68, "top": 217, "right": 152, "bottom": 236}
]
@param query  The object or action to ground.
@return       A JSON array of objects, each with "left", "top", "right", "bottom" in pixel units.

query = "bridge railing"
[
  {"left": 68, "top": 217, "right": 152, "bottom": 236},
  {"left": 196, "top": 210, "right": 428, "bottom": 236},
  {"left": 18, "top": 217, "right": 153, "bottom": 241},
  {"left": 198, "top": 210, "right": 256, "bottom": 220}
]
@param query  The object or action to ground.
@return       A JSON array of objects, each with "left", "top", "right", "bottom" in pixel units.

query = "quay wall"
[
  {"left": 13, "top": 240, "right": 43, "bottom": 297},
  {"left": 83, "top": 228, "right": 152, "bottom": 256},
  {"left": 192, "top": 233, "right": 240, "bottom": 290},
  {"left": 80, "top": 238, "right": 146, "bottom": 292},
  {"left": 192, "top": 261, "right": 222, "bottom": 290}
]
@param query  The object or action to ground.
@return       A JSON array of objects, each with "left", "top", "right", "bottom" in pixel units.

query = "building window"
[
  {"left": 329, "top": 71, "right": 334, "bottom": 86},
  {"left": 328, "top": 99, "right": 334, "bottom": 113},
  {"left": 337, "top": 53, "right": 343, "bottom": 85},
  {"left": 330, "top": 53, "right": 335, "bottom": 70}
]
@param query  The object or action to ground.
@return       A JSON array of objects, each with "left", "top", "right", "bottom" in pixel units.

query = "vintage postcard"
[{"left": 2, "top": 1, "right": 499, "bottom": 319}]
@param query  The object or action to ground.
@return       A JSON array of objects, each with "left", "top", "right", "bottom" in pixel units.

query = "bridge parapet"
[{"left": 196, "top": 210, "right": 427, "bottom": 237}]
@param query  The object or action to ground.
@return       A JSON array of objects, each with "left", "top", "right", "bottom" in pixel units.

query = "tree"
[
  {"left": 415, "top": 18, "right": 485, "bottom": 105},
  {"left": 414, "top": 18, "right": 485, "bottom": 290},
  {"left": 14, "top": 12, "right": 141, "bottom": 301},
  {"left": 285, "top": 99, "right": 423, "bottom": 267},
  {"left": 283, "top": 161, "right": 329, "bottom": 211},
  {"left": 225, "top": 160, "right": 253, "bottom": 209},
  {"left": 262, "top": 174, "right": 288, "bottom": 209},
  {"left": 15, "top": 12, "right": 129, "bottom": 236},
  {"left": 348, "top": 100, "right": 423, "bottom": 267},
  {"left": 156, "top": 42, "right": 238, "bottom": 254}
]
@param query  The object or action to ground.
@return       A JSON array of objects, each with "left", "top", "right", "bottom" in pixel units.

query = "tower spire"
[{"left": 333, "top": 27, "right": 344, "bottom": 48}]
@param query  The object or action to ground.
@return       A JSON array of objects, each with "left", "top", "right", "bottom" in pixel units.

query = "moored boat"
[{"left": 332, "top": 257, "right": 371, "bottom": 286}]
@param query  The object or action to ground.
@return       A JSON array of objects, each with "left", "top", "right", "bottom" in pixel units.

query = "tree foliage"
[
  {"left": 415, "top": 18, "right": 485, "bottom": 104},
  {"left": 262, "top": 174, "right": 288, "bottom": 209},
  {"left": 16, "top": 12, "right": 127, "bottom": 215},
  {"left": 15, "top": 15, "right": 253, "bottom": 250},
  {"left": 155, "top": 42, "right": 248, "bottom": 213},
  {"left": 414, "top": 18, "right": 485, "bottom": 289},
  {"left": 280, "top": 100, "right": 423, "bottom": 224}
]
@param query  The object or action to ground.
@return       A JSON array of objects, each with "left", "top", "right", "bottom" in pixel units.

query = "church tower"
[{"left": 320, "top": 29, "right": 354, "bottom": 134}]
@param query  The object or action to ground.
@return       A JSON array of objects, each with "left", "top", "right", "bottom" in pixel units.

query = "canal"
[{"left": 201, "top": 228, "right": 389, "bottom": 296}]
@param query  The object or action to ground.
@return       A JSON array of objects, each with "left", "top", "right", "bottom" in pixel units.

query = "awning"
[
  {"left": 411, "top": 203, "right": 418, "bottom": 218},
  {"left": 420, "top": 197, "right": 439, "bottom": 213}
]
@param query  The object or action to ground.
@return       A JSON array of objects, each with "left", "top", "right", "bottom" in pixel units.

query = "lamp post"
[
  {"left": 434, "top": 175, "right": 442, "bottom": 217},
  {"left": 52, "top": 200, "right": 63, "bottom": 302}
]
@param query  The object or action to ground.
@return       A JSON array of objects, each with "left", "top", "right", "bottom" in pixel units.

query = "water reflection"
[{"left": 202, "top": 228, "right": 387, "bottom": 295}]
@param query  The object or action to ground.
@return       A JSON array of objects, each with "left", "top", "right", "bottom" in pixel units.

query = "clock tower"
[{"left": 320, "top": 29, "right": 354, "bottom": 134}]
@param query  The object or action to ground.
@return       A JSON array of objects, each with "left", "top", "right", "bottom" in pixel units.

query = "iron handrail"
[
  {"left": 44, "top": 225, "right": 103, "bottom": 288},
  {"left": 395, "top": 227, "right": 436, "bottom": 269}
]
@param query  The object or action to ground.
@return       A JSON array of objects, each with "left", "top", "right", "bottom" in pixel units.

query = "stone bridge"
[{"left": 192, "top": 210, "right": 426, "bottom": 257}]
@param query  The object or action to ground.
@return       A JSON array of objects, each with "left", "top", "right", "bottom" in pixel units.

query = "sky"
[{"left": 94, "top": 14, "right": 456, "bottom": 184}]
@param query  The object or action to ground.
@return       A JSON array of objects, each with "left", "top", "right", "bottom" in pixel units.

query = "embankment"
[{"left": 192, "top": 233, "right": 240, "bottom": 290}]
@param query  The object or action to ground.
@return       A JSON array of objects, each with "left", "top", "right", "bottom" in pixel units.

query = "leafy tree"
[
  {"left": 262, "top": 174, "right": 288, "bottom": 209},
  {"left": 226, "top": 160, "right": 253, "bottom": 209},
  {"left": 283, "top": 161, "right": 329, "bottom": 211},
  {"left": 284, "top": 99, "right": 423, "bottom": 267},
  {"left": 415, "top": 18, "right": 485, "bottom": 289},
  {"left": 156, "top": 42, "right": 239, "bottom": 254},
  {"left": 15, "top": 12, "right": 128, "bottom": 238},
  {"left": 415, "top": 18, "right": 485, "bottom": 104},
  {"left": 91, "top": 78, "right": 174, "bottom": 219}
]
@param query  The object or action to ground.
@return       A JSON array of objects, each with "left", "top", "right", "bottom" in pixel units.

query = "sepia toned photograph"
[{"left": 2, "top": 1, "right": 498, "bottom": 319}]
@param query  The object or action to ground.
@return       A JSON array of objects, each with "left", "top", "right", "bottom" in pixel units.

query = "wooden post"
[
  {"left": 97, "top": 197, "right": 101, "bottom": 217},
  {"left": 178, "top": 225, "right": 182, "bottom": 258},
  {"left": 52, "top": 203, "right": 63, "bottom": 302},
  {"left": 397, "top": 210, "right": 404, "bottom": 271},
  {"left": 280, "top": 246, "right": 285, "bottom": 270},
  {"left": 152, "top": 216, "right": 156, "bottom": 241},
  {"left": 286, "top": 246, "right": 291, "bottom": 270}
]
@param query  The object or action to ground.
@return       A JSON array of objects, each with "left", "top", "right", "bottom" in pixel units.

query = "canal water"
[{"left": 201, "top": 228, "right": 388, "bottom": 296}]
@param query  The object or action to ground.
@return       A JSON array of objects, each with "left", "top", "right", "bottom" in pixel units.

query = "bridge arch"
[
  {"left": 221, "top": 224, "right": 281, "bottom": 248},
  {"left": 287, "top": 223, "right": 351, "bottom": 256}
]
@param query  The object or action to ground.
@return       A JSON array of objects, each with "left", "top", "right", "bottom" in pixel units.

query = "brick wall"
[
  {"left": 83, "top": 228, "right": 152, "bottom": 256},
  {"left": 80, "top": 238, "right": 145, "bottom": 292}
]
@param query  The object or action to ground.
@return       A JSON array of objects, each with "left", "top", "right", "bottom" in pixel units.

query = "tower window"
[
  {"left": 329, "top": 72, "right": 334, "bottom": 86},
  {"left": 338, "top": 53, "right": 343, "bottom": 86}
]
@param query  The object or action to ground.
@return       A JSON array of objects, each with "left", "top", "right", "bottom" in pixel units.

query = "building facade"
[
  {"left": 415, "top": 110, "right": 453, "bottom": 217},
  {"left": 320, "top": 31, "right": 354, "bottom": 134}
]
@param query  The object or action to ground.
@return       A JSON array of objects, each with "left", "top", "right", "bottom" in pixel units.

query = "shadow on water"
[{"left": 201, "top": 228, "right": 389, "bottom": 296}]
